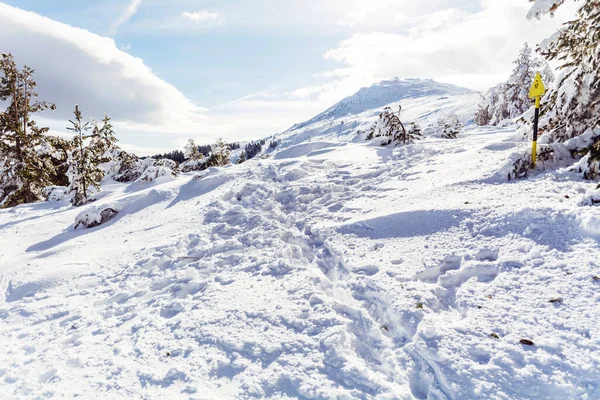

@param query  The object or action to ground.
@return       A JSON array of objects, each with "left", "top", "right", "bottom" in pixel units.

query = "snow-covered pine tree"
[
  {"left": 474, "top": 101, "right": 492, "bottom": 126},
  {"left": 39, "top": 135, "right": 74, "bottom": 188},
  {"left": 505, "top": 43, "right": 551, "bottom": 119},
  {"left": 525, "top": 0, "right": 600, "bottom": 177},
  {"left": 475, "top": 43, "right": 554, "bottom": 126},
  {"left": 184, "top": 139, "right": 204, "bottom": 161},
  {"left": 439, "top": 115, "right": 464, "bottom": 139},
  {"left": 67, "top": 105, "right": 104, "bottom": 206},
  {"left": 367, "top": 106, "right": 420, "bottom": 145},
  {"left": 0, "top": 53, "right": 56, "bottom": 208},
  {"left": 399, "top": 122, "right": 423, "bottom": 144},
  {"left": 209, "top": 138, "right": 231, "bottom": 166},
  {"left": 238, "top": 151, "right": 246, "bottom": 164},
  {"left": 91, "top": 113, "right": 118, "bottom": 162}
]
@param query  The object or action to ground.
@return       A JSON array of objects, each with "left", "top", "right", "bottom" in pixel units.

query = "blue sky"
[{"left": 0, "top": 0, "right": 576, "bottom": 154}]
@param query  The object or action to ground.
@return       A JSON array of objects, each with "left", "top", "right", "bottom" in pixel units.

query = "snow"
[
  {"left": 288, "top": 78, "right": 475, "bottom": 133},
  {"left": 1, "top": 89, "right": 600, "bottom": 398},
  {"left": 527, "top": 0, "right": 565, "bottom": 20}
]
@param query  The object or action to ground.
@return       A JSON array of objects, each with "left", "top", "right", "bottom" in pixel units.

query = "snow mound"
[
  {"left": 274, "top": 142, "right": 344, "bottom": 159},
  {"left": 74, "top": 205, "right": 119, "bottom": 229}
]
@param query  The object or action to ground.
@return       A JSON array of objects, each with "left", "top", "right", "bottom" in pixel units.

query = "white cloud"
[
  {"left": 113, "top": 0, "right": 143, "bottom": 33},
  {"left": 181, "top": 10, "right": 220, "bottom": 22},
  {"left": 292, "top": 0, "right": 579, "bottom": 106},
  {"left": 0, "top": 3, "right": 211, "bottom": 154}
]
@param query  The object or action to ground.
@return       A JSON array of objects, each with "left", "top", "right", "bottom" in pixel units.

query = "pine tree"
[
  {"left": 0, "top": 53, "right": 56, "bottom": 208},
  {"left": 91, "top": 113, "right": 118, "bottom": 162},
  {"left": 474, "top": 100, "right": 492, "bottom": 126},
  {"left": 505, "top": 43, "right": 538, "bottom": 118},
  {"left": 238, "top": 151, "right": 246, "bottom": 164},
  {"left": 527, "top": 0, "right": 600, "bottom": 175},
  {"left": 401, "top": 122, "right": 423, "bottom": 144},
  {"left": 439, "top": 115, "right": 464, "bottom": 139},
  {"left": 367, "top": 106, "right": 420, "bottom": 145},
  {"left": 67, "top": 105, "right": 104, "bottom": 206},
  {"left": 474, "top": 43, "right": 554, "bottom": 126},
  {"left": 210, "top": 138, "right": 231, "bottom": 166},
  {"left": 184, "top": 139, "right": 204, "bottom": 161},
  {"left": 39, "top": 135, "right": 74, "bottom": 187}
]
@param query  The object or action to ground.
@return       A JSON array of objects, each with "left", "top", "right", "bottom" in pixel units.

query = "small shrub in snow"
[
  {"left": 42, "top": 186, "right": 69, "bottom": 202},
  {"left": 101, "top": 149, "right": 140, "bottom": 182},
  {"left": 137, "top": 159, "right": 178, "bottom": 182},
  {"left": 438, "top": 115, "right": 464, "bottom": 139},
  {"left": 367, "top": 106, "right": 421, "bottom": 146},
  {"left": 180, "top": 158, "right": 209, "bottom": 173},
  {"left": 74, "top": 206, "right": 118, "bottom": 229}
]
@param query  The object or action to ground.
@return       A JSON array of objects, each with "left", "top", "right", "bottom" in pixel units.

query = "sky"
[{"left": 0, "top": 0, "right": 578, "bottom": 155}]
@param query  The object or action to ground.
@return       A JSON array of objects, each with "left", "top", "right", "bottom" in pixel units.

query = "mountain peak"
[{"left": 291, "top": 78, "right": 474, "bottom": 131}]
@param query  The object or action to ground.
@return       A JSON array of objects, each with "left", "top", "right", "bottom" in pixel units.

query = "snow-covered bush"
[
  {"left": 180, "top": 157, "right": 210, "bottom": 173},
  {"left": 74, "top": 205, "right": 118, "bottom": 229},
  {"left": 367, "top": 106, "right": 421, "bottom": 146},
  {"left": 42, "top": 186, "right": 69, "bottom": 202},
  {"left": 101, "top": 151, "right": 178, "bottom": 183},
  {"left": 137, "top": 159, "right": 178, "bottom": 183},
  {"left": 101, "top": 149, "right": 140, "bottom": 182},
  {"left": 436, "top": 115, "right": 464, "bottom": 139}
]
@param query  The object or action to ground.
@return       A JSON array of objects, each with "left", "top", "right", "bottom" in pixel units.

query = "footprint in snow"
[
  {"left": 353, "top": 265, "right": 380, "bottom": 276},
  {"left": 475, "top": 248, "right": 499, "bottom": 262}
]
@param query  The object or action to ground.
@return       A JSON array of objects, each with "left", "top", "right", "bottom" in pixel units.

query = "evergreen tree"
[
  {"left": 367, "top": 106, "right": 419, "bottom": 145},
  {"left": 244, "top": 141, "right": 263, "bottom": 159},
  {"left": 526, "top": 0, "right": 600, "bottom": 176},
  {"left": 505, "top": 43, "right": 539, "bottom": 118},
  {"left": 474, "top": 43, "right": 554, "bottom": 126},
  {"left": 210, "top": 138, "right": 231, "bottom": 166},
  {"left": 474, "top": 101, "right": 492, "bottom": 126},
  {"left": 402, "top": 122, "right": 423, "bottom": 144},
  {"left": 439, "top": 115, "right": 464, "bottom": 139},
  {"left": 39, "top": 135, "right": 74, "bottom": 187},
  {"left": 0, "top": 53, "right": 56, "bottom": 208},
  {"left": 238, "top": 151, "right": 247, "bottom": 164},
  {"left": 91, "top": 113, "right": 118, "bottom": 161},
  {"left": 184, "top": 139, "right": 204, "bottom": 161},
  {"left": 67, "top": 105, "right": 104, "bottom": 206}
]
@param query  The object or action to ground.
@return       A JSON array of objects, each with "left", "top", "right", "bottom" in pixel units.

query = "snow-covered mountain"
[
  {"left": 276, "top": 78, "right": 480, "bottom": 148},
  {"left": 2, "top": 80, "right": 600, "bottom": 399},
  {"left": 291, "top": 78, "right": 474, "bottom": 130}
]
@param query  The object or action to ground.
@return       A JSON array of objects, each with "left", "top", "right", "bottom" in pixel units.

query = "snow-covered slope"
[
  {"left": 1, "top": 121, "right": 600, "bottom": 398},
  {"left": 292, "top": 78, "right": 474, "bottom": 131},
  {"left": 276, "top": 78, "right": 479, "bottom": 149}
]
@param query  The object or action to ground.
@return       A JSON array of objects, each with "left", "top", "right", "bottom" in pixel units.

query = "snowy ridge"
[
  {"left": 1, "top": 121, "right": 600, "bottom": 398},
  {"left": 290, "top": 78, "right": 474, "bottom": 132},
  {"left": 270, "top": 79, "right": 479, "bottom": 151}
]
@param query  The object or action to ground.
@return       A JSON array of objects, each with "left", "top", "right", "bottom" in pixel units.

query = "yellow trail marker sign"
[
  {"left": 529, "top": 72, "right": 546, "bottom": 168},
  {"left": 529, "top": 72, "right": 546, "bottom": 99}
]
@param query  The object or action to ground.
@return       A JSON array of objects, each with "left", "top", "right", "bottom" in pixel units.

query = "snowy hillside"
[
  {"left": 290, "top": 78, "right": 474, "bottom": 129},
  {"left": 2, "top": 108, "right": 600, "bottom": 398},
  {"left": 277, "top": 79, "right": 479, "bottom": 149}
]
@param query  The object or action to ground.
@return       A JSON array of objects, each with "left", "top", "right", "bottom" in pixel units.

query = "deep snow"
[{"left": 1, "top": 90, "right": 600, "bottom": 399}]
